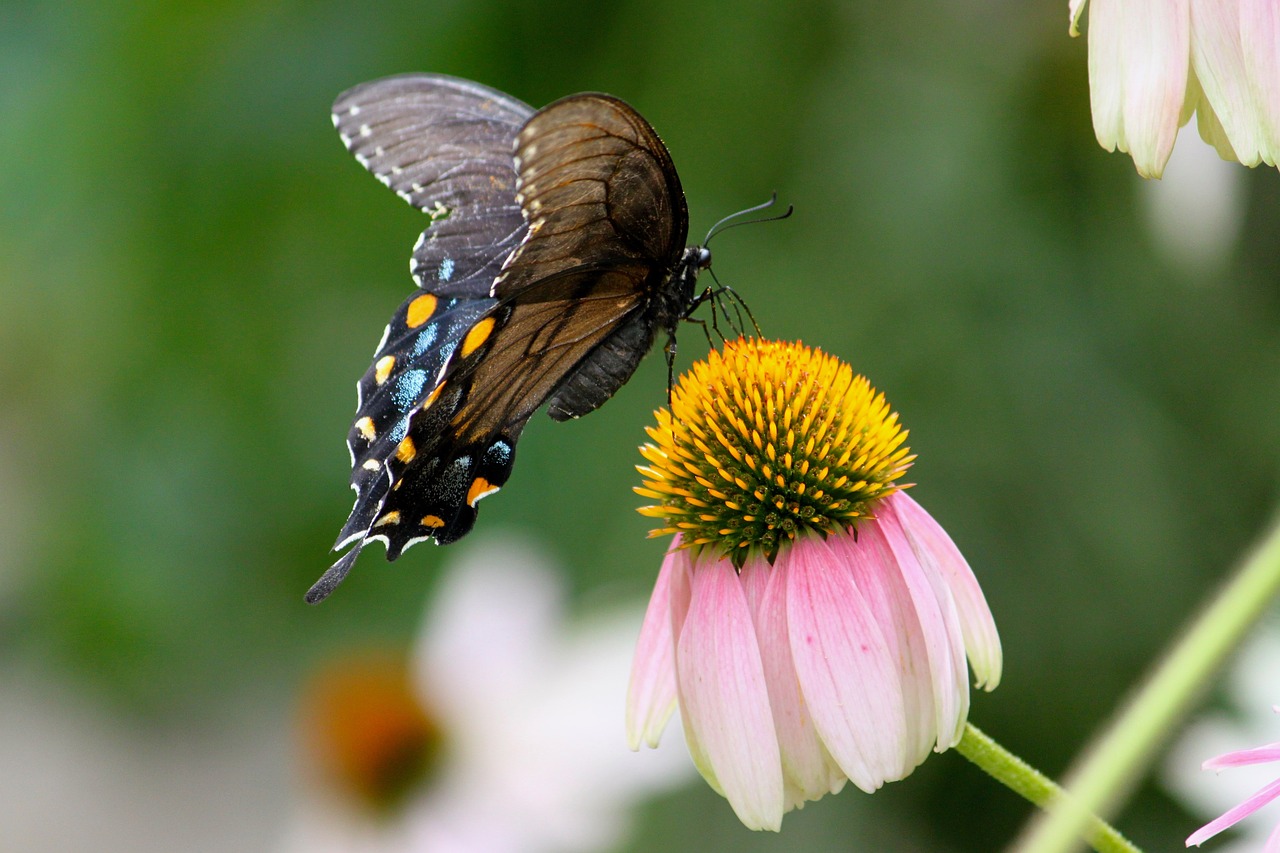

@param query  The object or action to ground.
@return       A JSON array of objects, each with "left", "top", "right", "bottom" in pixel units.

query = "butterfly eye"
[{"left": 697, "top": 247, "right": 712, "bottom": 268}]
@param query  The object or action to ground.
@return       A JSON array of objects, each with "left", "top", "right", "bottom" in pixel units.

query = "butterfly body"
[{"left": 309, "top": 75, "right": 708, "bottom": 603}]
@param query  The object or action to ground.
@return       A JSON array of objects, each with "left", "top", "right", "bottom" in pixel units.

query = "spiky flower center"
[{"left": 636, "top": 338, "right": 914, "bottom": 564}]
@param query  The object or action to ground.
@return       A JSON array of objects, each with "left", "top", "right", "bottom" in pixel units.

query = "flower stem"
[
  {"left": 1013, "top": 508, "right": 1280, "bottom": 853},
  {"left": 954, "top": 723, "right": 1142, "bottom": 853}
]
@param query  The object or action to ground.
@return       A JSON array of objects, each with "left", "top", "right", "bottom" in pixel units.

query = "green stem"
[
  {"left": 1012, "top": 509, "right": 1280, "bottom": 853},
  {"left": 955, "top": 723, "right": 1142, "bottom": 853}
]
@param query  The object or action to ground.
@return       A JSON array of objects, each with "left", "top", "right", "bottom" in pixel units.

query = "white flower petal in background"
[
  {"left": 1141, "top": 130, "right": 1246, "bottom": 275},
  {"left": 1165, "top": 618, "right": 1280, "bottom": 852},
  {"left": 1071, "top": 0, "right": 1280, "bottom": 176},
  {"left": 282, "top": 532, "right": 694, "bottom": 853}
]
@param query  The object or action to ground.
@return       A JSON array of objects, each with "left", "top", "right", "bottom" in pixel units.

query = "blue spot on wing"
[
  {"left": 392, "top": 369, "right": 429, "bottom": 412},
  {"left": 488, "top": 440, "right": 512, "bottom": 466},
  {"left": 438, "top": 257, "right": 455, "bottom": 282},
  {"left": 411, "top": 324, "right": 438, "bottom": 359}
]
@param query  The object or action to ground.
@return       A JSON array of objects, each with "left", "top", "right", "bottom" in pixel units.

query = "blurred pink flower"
[
  {"left": 1186, "top": 706, "right": 1280, "bottom": 850},
  {"left": 1069, "top": 0, "right": 1280, "bottom": 177},
  {"left": 627, "top": 340, "right": 1001, "bottom": 831}
]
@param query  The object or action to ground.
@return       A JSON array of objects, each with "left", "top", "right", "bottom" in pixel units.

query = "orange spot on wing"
[
  {"left": 356, "top": 417, "right": 376, "bottom": 441},
  {"left": 461, "top": 317, "right": 496, "bottom": 358},
  {"left": 375, "top": 355, "right": 396, "bottom": 385},
  {"left": 466, "top": 477, "right": 499, "bottom": 507},
  {"left": 395, "top": 437, "right": 416, "bottom": 463},
  {"left": 421, "top": 515, "right": 445, "bottom": 529},
  {"left": 406, "top": 294, "right": 437, "bottom": 328}
]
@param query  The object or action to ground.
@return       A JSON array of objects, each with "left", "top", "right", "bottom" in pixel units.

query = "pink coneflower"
[
  {"left": 1069, "top": 0, "right": 1280, "bottom": 178},
  {"left": 1187, "top": 706, "right": 1280, "bottom": 850},
  {"left": 625, "top": 339, "right": 1002, "bottom": 831}
]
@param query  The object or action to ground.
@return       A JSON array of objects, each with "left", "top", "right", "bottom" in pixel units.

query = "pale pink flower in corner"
[
  {"left": 1069, "top": 0, "right": 1280, "bottom": 178},
  {"left": 1186, "top": 706, "right": 1280, "bottom": 850},
  {"left": 627, "top": 339, "right": 1002, "bottom": 831}
]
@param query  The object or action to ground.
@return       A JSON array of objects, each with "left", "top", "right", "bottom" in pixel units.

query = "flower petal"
[
  {"left": 786, "top": 535, "right": 909, "bottom": 792},
  {"left": 1203, "top": 743, "right": 1280, "bottom": 770},
  {"left": 674, "top": 557, "right": 784, "bottom": 831},
  {"left": 1087, "top": 0, "right": 1191, "bottom": 177},
  {"left": 827, "top": 522, "right": 937, "bottom": 769},
  {"left": 626, "top": 542, "right": 682, "bottom": 750},
  {"left": 740, "top": 555, "right": 846, "bottom": 810},
  {"left": 877, "top": 496, "right": 972, "bottom": 751},
  {"left": 891, "top": 492, "right": 1003, "bottom": 691},
  {"left": 1187, "top": 776, "right": 1280, "bottom": 847},
  {"left": 1241, "top": 0, "right": 1280, "bottom": 166},
  {"left": 1191, "top": 0, "right": 1267, "bottom": 166}
]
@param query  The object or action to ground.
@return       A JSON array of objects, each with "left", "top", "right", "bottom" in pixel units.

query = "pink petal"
[
  {"left": 740, "top": 555, "right": 846, "bottom": 809},
  {"left": 1191, "top": 0, "right": 1267, "bottom": 165},
  {"left": 1203, "top": 743, "right": 1280, "bottom": 770},
  {"left": 1241, "top": 0, "right": 1280, "bottom": 165},
  {"left": 890, "top": 492, "right": 1003, "bottom": 691},
  {"left": 828, "top": 522, "right": 937, "bottom": 770},
  {"left": 1191, "top": 75, "right": 1244, "bottom": 161},
  {"left": 877, "top": 499, "right": 972, "bottom": 752},
  {"left": 626, "top": 543, "right": 682, "bottom": 750},
  {"left": 1187, "top": 776, "right": 1280, "bottom": 847},
  {"left": 674, "top": 556, "right": 784, "bottom": 831},
  {"left": 786, "top": 535, "right": 909, "bottom": 792},
  {"left": 1087, "top": 0, "right": 1191, "bottom": 177}
]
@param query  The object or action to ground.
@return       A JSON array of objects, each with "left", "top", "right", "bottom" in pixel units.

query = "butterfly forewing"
[{"left": 496, "top": 94, "right": 689, "bottom": 296}]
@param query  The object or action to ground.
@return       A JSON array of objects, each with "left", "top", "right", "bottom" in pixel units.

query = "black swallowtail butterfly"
[{"left": 308, "top": 74, "right": 715, "bottom": 603}]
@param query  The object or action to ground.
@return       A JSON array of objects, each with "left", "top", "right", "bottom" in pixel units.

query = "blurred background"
[{"left": 3, "top": 0, "right": 1279, "bottom": 850}]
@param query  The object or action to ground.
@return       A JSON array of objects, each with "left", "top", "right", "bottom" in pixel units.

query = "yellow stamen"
[{"left": 635, "top": 338, "right": 914, "bottom": 565}]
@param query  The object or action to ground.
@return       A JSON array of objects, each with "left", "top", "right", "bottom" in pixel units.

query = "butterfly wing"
[
  {"left": 333, "top": 73, "right": 533, "bottom": 296},
  {"left": 312, "top": 89, "right": 691, "bottom": 602}
]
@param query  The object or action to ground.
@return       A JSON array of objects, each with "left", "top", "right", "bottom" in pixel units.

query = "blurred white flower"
[
  {"left": 1166, "top": 619, "right": 1280, "bottom": 852},
  {"left": 1141, "top": 130, "right": 1245, "bottom": 273},
  {"left": 1069, "top": 0, "right": 1280, "bottom": 178},
  {"left": 281, "top": 533, "right": 693, "bottom": 853}
]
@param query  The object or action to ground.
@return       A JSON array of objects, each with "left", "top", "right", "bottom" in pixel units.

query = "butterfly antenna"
[{"left": 703, "top": 193, "right": 794, "bottom": 246}]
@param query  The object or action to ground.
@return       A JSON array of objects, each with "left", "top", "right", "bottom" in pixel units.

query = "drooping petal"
[
  {"left": 825, "top": 522, "right": 937, "bottom": 771},
  {"left": 877, "top": 498, "right": 972, "bottom": 752},
  {"left": 1191, "top": 0, "right": 1267, "bottom": 166},
  {"left": 1191, "top": 75, "right": 1244, "bottom": 161},
  {"left": 1087, "top": 0, "right": 1191, "bottom": 177},
  {"left": 786, "top": 535, "right": 909, "bottom": 792},
  {"left": 1187, "top": 776, "right": 1280, "bottom": 847},
  {"left": 674, "top": 557, "right": 784, "bottom": 831},
  {"left": 1240, "top": 0, "right": 1280, "bottom": 166},
  {"left": 626, "top": 542, "right": 683, "bottom": 750},
  {"left": 890, "top": 492, "right": 1003, "bottom": 691},
  {"left": 740, "top": 555, "right": 846, "bottom": 810},
  {"left": 1202, "top": 743, "right": 1280, "bottom": 770}
]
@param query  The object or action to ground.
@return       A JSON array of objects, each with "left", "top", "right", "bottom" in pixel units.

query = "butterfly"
[{"left": 307, "top": 73, "right": 716, "bottom": 603}]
